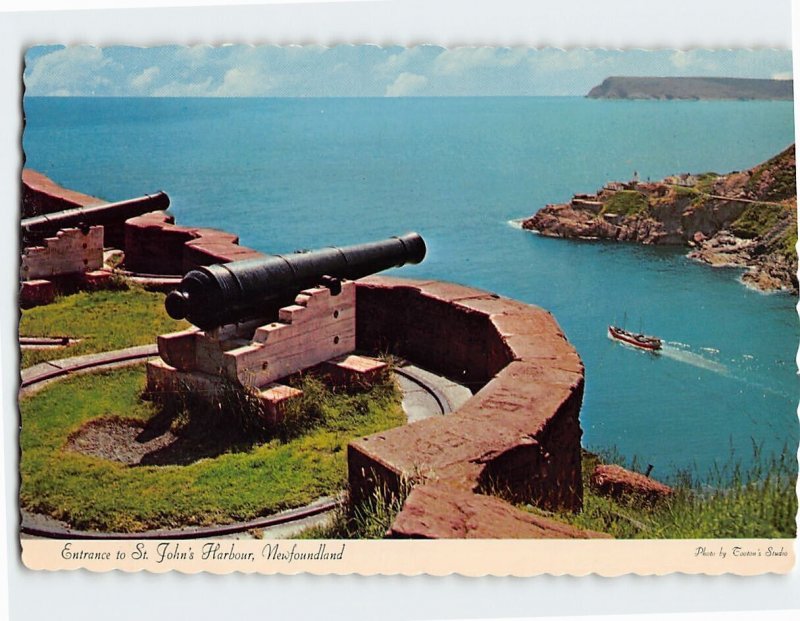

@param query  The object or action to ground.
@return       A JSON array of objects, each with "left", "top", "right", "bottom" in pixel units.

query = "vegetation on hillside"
[
  {"left": 729, "top": 202, "right": 790, "bottom": 239},
  {"left": 747, "top": 146, "right": 797, "bottom": 201},
  {"left": 601, "top": 190, "right": 649, "bottom": 216},
  {"left": 529, "top": 450, "right": 797, "bottom": 539}
]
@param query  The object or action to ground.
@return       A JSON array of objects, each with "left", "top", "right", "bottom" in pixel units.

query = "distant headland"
[{"left": 587, "top": 76, "right": 793, "bottom": 101}]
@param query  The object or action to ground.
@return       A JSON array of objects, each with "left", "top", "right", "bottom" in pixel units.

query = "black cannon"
[
  {"left": 165, "top": 232, "right": 427, "bottom": 330},
  {"left": 21, "top": 191, "right": 170, "bottom": 248}
]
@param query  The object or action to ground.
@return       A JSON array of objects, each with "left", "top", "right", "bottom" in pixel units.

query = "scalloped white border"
[{"left": 2, "top": 0, "right": 799, "bottom": 619}]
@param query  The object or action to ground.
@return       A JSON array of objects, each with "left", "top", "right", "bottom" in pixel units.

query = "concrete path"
[
  {"left": 20, "top": 344, "right": 158, "bottom": 395},
  {"left": 395, "top": 364, "right": 472, "bottom": 422}
]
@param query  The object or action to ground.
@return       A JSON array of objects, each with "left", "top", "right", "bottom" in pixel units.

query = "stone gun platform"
[{"left": 147, "top": 280, "right": 387, "bottom": 422}]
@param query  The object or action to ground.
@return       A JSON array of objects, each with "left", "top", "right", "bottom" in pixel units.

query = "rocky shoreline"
[{"left": 523, "top": 146, "right": 798, "bottom": 293}]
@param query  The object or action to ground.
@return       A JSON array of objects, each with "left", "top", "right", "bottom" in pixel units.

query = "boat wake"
[
  {"left": 660, "top": 342, "right": 791, "bottom": 400},
  {"left": 659, "top": 343, "right": 730, "bottom": 376}
]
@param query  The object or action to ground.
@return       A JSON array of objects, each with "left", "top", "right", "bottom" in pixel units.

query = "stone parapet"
[
  {"left": 124, "top": 212, "right": 263, "bottom": 275},
  {"left": 22, "top": 169, "right": 105, "bottom": 219},
  {"left": 350, "top": 276, "right": 586, "bottom": 537},
  {"left": 388, "top": 482, "right": 608, "bottom": 539}
]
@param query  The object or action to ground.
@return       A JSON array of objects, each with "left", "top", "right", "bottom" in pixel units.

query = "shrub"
[{"left": 730, "top": 202, "right": 786, "bottom": 238}]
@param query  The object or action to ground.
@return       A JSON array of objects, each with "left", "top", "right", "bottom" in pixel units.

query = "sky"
[{"left": 23, "top": 45, "right": 793, "bottom": 97}]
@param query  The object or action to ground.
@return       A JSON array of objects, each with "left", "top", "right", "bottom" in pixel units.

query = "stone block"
[
  {"left": 387, "top": 483, "right": 610, "bottom": 539},
  {"left": 124, "top": 212, "right": 196, "bottom": 275},
  {"left": 124, "top": 211, "right": 264, "bottom": 275},
  {"left": 183, "top": 235, "right": 262, "bottom": 270},
  {"left": 83, "top": 270, "right": 114, "bottom": 289},
  {"left": 590, "top": 464, "right": 674, "bottom": 504},
  {"left": 19, "top": 279, "right": 56, "bottom": 309},
  {"left": 158, "top": 328, "right": 200, "bottom": 371},
  {"left": 258, "top": 383, "right": 303, "bottom": 425},
  {"left": 319, "top": 354, "right": 388, "bottom": 390}
]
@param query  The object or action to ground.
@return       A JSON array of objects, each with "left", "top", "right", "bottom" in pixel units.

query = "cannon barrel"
[
  {"left": 21, "top": 192, "right": 170, "bottom": 238},
  {"left": 165, "top": 232, "right": 426, "bottom": 330}
]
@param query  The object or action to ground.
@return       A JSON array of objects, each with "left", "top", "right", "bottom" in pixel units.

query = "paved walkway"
[
  {"left": 396, "top": 364, "right": 472, "bottom": 422},
  {"left": 21, "top": 344, "right": 158, "bottom": 394}
]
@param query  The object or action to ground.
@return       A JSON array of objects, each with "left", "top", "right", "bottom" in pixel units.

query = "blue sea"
[{"left": 22, "top": 96, "right": 799, "bottom": 480}]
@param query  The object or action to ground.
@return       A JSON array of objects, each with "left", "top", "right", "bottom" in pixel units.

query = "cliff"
[
  {"left": 587, "top": 77, "right": 793, "bottom": 101},
  {"left": 523, "top": 146, "right": 798, "bottom": 292}
]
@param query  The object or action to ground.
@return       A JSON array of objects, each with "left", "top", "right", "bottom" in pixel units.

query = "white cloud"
[
  {"left": 433, "top": 47, "right": 526, "bottom": 75},
  {"left": 385, "top": 72, "right": 428, "bottom": 97},
  {"left": 173, "top": 45, "right": 214, "bottom": 69},
  {"left": 668, "top": 50, "right": 720, "bottom": 74},
  {"left": 772, "top": 71, "right": 793, "bottom": 80},
  {"left": 25, "top": 46, "right": 114, "bottom": 96},
  {"left": 528, "top": 49, "right": 597, "bottom": 72},
  {"left": 130, "top": 66, "right": 160, "bottom": 91},
  {"left": 374, "top": 47, "right": 428, "bottom": 76},
  {"left": 214, "top": 66, "right": 277, "bottom": 97},
  {"left": 670, "top": 50, "right": 690, "bottom": 69}
]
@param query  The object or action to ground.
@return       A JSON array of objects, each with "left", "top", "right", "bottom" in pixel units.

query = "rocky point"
[{"left": 523, "top": 145, "right": 798, "bottom": 293}]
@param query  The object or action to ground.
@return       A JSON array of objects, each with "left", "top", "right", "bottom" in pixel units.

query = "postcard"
[{"left": 17, "top": 44, "right": 797, "bottom": 575}]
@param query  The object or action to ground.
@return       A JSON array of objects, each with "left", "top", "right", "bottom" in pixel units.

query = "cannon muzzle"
[{"left": 165, "top": 232, "right": 426, "bottom": 330}]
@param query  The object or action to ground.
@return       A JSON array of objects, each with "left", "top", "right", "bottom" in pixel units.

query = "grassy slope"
[
  {"left": 529, "top": 452, "right": 797, "bottom": 539},
  {"left": 19, "top": 287, "right": 189, "bottom": 368},
  {"left": 20, "top": 365, "right": 405, "bottom": 532}
]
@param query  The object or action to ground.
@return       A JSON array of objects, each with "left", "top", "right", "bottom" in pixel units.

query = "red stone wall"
[
  {"left": 124, "top": 212, "right": 263, "bottom": 275},
  {"left": 356, "top": 279, "right": 512, "bottom": 388},
  {"left": 22, "top": 169, "right": 105, "bottom": 218},
  {"left": 22, "top": 169, "right": 146, "bottom": 249},
  {"left": 350, "top": 276, "right": 586, "bottom": 538}
]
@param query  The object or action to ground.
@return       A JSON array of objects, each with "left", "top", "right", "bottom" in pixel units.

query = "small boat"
[{"left": 608, "top": 325, "right": 662, "bottom": 351}]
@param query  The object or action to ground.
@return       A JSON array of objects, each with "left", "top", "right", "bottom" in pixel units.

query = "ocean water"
[{"left": 22, "top": 96, "right": 799, "bottom": 479}]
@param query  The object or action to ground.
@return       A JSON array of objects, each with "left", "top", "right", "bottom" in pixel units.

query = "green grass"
[
  {"left": 20, "top": 365, "right": 405, "bottom": 532},
  {"left": 527, "top": 450, "right": 797, "bottom": 539},
  {"left": 729, "top": 202, "right": 788, "bottom": 239},
  {"left": 19, "top": 287, "right": 189, "bottom": 368},
  {"left": 780, "top": 224, "right": 798, "bottom": 260},
  {"left": 695, "top": 172, "right": 719, "bottom": 194},
  {"left": 296, "top": 478, "right": 413, "bottom": 539},
  {"left": 672, "top": 185, "right": 700, "bottom": 196},
  {"left": 601, "top": 190, "right": 649, "bottom": 216}
]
